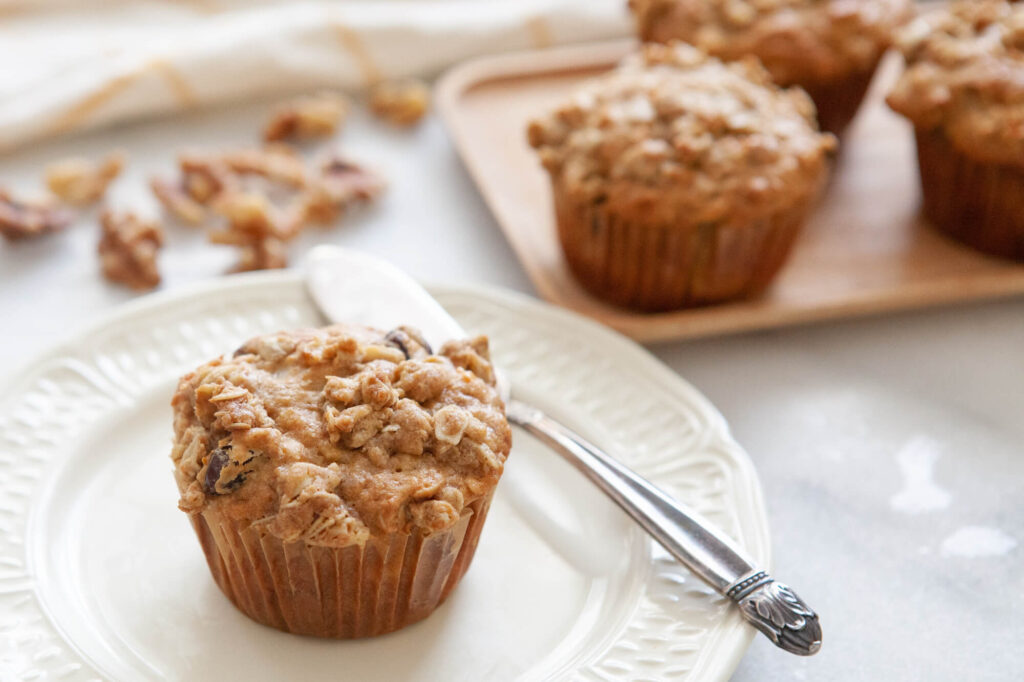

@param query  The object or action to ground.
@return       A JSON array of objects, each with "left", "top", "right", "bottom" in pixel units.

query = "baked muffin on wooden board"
[
  {"left": 527, "top": 42, "right": 836, "bottom": 312},
  {"left": 888, "top": 0, "right": 1024, "bottom": 261},
  {"left": 170, "top": 324, "right": 511, "bottom": 638},
  {"left": 629, "top": 0, "right": 913, "bottom": 134}
]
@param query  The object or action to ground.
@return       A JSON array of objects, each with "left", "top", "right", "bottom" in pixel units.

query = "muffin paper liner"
[
  {"left": 915, "top": 129, "right": 1024, "bottom": 261},
  {"left": 797, "top": 61, "right": 880, "bottom": 136},
  {"left": 553, "top": 180, "right": 817, "bottom": 312},
  {"left": 189, "top": 491, "right": 494, "bottom": 638}
]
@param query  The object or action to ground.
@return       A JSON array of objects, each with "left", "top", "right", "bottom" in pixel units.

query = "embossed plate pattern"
[{"left": 0, "top": 272, "right": 769, "bottom": 681}]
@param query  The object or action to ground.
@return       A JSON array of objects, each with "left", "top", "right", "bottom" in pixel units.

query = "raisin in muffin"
[
  {"left": 887, "top": 0, "right": 1024, "bottom": 260},
  {"left": 527, "top": 42, "right": 836, "bottom": 311},
  {"left": 171, "top": 324, "right": 511, "bottom": 637},
  {"left": 629, "top": 0, "right": 913, "bottom": 134}
]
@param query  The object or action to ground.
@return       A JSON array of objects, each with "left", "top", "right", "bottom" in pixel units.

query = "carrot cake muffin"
[
  {"left": 170, "top": 324, "right": 511, "bottom": 637},
  {"left": 887, "top": 0, "right": 1024, "bottom": 260},
  {"left": 527, "top": 42, "right": 836, "bottom": 311},
  {"left": 629, "top": 0, "right": 914, "bottom": 134}
]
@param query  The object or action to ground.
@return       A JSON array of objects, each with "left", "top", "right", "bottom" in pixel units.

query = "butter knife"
[{"left": 304, "top": 245, "right": 822, "bottom": 656}]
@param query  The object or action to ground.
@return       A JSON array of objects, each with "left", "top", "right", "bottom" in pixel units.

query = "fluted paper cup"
[
  {"left": 915, "top": 129, "right": 1024, "bottom": 261},
  {"left": 189, "top": 492, "right": 494, "bottom": 638},
  {"left": 553, "top": 178, "right": 818, "bottom": 311},
  {"left": 796, "top": 61, "right": 880, "bottom": 136}
]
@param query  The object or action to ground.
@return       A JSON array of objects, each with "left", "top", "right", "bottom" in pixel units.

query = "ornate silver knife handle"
[{"left": 506, "top": 399, "right": 822, "bottom": 656}]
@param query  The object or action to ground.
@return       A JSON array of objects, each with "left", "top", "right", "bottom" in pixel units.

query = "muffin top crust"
[
  {"left": 887, "top": 0, "right": 1024, "bottom": 167},
  {"left": 630, "top": 0, "right": 913, "bottom": 82},
  {"left": 170, "top": 324, "right": 511, "bottom": 547},
  {"left": 527, "top": 42, "right": 836, "bottom": 227}
]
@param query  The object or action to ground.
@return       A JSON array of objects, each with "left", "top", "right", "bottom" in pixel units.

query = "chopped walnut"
[
  {"left": 179, "top": 154, "right": 239, "bottom": 205},
  {"left": 150, "top": 143, "right": 385, "bottom": 258},
  {"left": 233, "top": 238, "right": 287, "bottom": 272},
  {"left": 286, "top": 156, "right": 385, "bottom": 230},
  {"left": 150, "top": 177, "right": 206, "bottom": 225},
  {"left": 45, "top": 152, "right": 125, "bottom": 206},
  {"left": 220, "top": 146, "right": 307, "bottom": 188},
  {"left": 0, "top": 189, "right": 73, "bottom": 241},
  {"left": 369, "top": 79, "right": 430, "bottom": 126},
  {"left": 209, "top": 192, "right": 289, "bottom": 271},
  {"left": 212, "top": 191, "right": 287, "bottom": 240},
  {"left": 263, "top": 91, "right": 350, "bottom": 142},
  {"left": 154, "top": 147, "right": 303, "bottom": 224},
  {"left": 320, "top": 156, "right": 386, "bottom": 201},
  {"left": 98, "top": 210, "right": 164, "bottom": 290}
]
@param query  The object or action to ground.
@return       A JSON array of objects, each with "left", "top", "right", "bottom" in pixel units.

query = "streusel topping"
[
  {"left": 527, "top": 42, "right": 835, "bottom": 226},
  {"left": 171, "top": 324, "right": 510, "bottom": 547},
  {"left": 887, "top": 0, "right": 1024, "bottom": 167},
  {"left": 630, "top": 0, "right": 913, "bottom": 82}
]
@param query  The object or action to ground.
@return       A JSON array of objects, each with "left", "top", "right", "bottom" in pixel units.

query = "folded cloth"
[{"left": 0, "top": 0, "right": 630, "bottom": 152}]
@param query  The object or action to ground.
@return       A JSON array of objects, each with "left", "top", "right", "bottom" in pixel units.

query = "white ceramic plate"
[{"left": 0, "top": 273, "right": 770, "bottom": 682}]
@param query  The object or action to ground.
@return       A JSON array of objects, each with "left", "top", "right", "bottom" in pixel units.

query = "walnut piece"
[
  {"left": 369, "top": 79, "right": 430, "bottom": 126},
  {"left": 263, "top": 91, "right": 349, "bottom": 142},
  {"left": 0, "top": 189, "right": 73, "bottom": 241},
  {"left": 179, "top": 154, "right": 240, "bottom": 204},
  {"left": 220, "top": 146, "right": 306, "bottom": 188},
  {"left": 234, "top": 238, "right": 287, "bottom": 272},
  {"left": 319, "top": 156, "right": 386, "bottom": 202},
  {"left": 45, "top": 152, "right": 125, "bottom": 206},
  {"left": 151, "top": 146, "right": 385, "bottom": 249},
  {"left": 98, "top": 210, "right": 164, "bottom": 290},
  {"left": 209, "top": 192, "right": 289, "bottom": 272},
  {"left": 211, "top": 191, "right": 286, "bottom": 241},
  {"left": 150, "top": 177, "right": 206, "bottom": 225},
  {"left": 287, "top": 156, "right": 385, "bottom": 230},
  {"left": 153, "top": 147, "right": 304, "bottom": 224}
]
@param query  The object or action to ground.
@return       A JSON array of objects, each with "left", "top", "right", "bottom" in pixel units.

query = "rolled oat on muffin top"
[
  {"left": 887, "top": 0, "right": 1024, "bottom": 168},
  {"left": 527, "top": 42, "right": 836, "bottom": 228},
  {"left": 630, "top": 0, "right": 913, "bottom": 83},
  {"left": 170, "top": 323, "right": 511, "bottom": 547}
]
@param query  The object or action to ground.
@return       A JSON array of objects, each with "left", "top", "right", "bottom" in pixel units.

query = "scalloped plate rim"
[{"left": 0, "top": 271, "right": 771, "bottom": 681}]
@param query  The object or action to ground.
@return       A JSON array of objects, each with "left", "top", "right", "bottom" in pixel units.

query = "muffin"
[
  {"left": 527, "top": 42, "right": 836, "bottom": 311},
  {"left": 629, "top": 0, "right": 914, "bottom": 134},
  {"left": 170, "top": 324, "right": 511, "bottom": 638},
  {"left": 887, "top": 0, "right": 1024, "bottom": 260}
]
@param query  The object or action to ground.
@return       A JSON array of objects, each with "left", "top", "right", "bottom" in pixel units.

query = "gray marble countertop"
[{"left": 1, "top": 94, "right": 1020, "bottom": 681}]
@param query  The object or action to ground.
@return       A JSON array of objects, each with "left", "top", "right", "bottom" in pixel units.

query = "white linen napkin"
[{"left": 0, "top": 0, "right": 630, "bottom": 152}]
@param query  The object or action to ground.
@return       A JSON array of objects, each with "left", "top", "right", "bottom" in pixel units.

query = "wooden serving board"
[{"left": 436, "top": 40, "right": 1024, "bottom": 343}]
